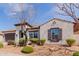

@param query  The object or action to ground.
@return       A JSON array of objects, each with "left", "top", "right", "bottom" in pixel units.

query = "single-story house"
[{"left": 1, "top": 18, "right": 79, "bottom": 45}]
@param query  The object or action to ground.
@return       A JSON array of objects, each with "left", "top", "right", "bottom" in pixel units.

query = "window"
[
  {"left": 29, "top": 32, "right": 34, "bottom": 38},
  {"left": 29, "top": 31, "right": 39, "bottom": 38},
  {"left": 48, "top": 28, "right": 62, "bottom": 42}
]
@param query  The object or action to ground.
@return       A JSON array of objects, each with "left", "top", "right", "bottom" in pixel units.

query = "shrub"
[
  {"left": 30, "top": 38, "right": 38, "bottom": 43},
  {"left": 19, "top": 38, "right": 27, "bottom": 46},
  {"left": 73, "top": 52, "right": 79, "bottom": 56},
  {"left": 40, "top": 38, "right": 46, "bottom": 45},
  {"left": 30, "top": 38, "right": 46, "bottom": 45},
  {"left": 0, "top": 42, "right": 3, "bottom": 48},
  {"left": 8, "top": 40, "right": 15, "bottom": 45},
  {"left": 66, "top": 38, "right": 76, "bottom": 47},
  {"left": 21, "top": 46, "right": 33, "bottom": 54}
]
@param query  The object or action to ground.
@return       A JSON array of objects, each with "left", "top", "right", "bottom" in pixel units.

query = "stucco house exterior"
[
  {"left": 0, "top": 32, "right": 4, "bottom": 42},
  {"left": 40, "top": 18, "right": 74, "bottom": 44},
  {"left": 1, "top": 18, "right": 79, "bottom": 45}
]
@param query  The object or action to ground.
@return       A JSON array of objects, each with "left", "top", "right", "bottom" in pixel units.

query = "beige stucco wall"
[
  {"left": 40, "top": 19, "right": 74, "bottom": 44},
  {"left": 15, "top": 25, "right": 31, "bottom": 45},
  {"left": 16, "top": 25, "right": 31, "bottom": 31},
  {"left": 0, "top": 35, "right": 3, "bottom": 42},
  {"left": 72, "top": 34, "right": 79, "bottom": 45},
  {"left": 0, "top": 32, "right": 4, "bottom": 42}
]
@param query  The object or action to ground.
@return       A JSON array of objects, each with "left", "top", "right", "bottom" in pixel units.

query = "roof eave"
[{"left": 14, "top": 23, "right": 32, "bottom": 27}]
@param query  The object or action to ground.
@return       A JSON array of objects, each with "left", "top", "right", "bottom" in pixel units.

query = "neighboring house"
[{"left": 1, "top": 18, "right": 79, "bottom": 45}]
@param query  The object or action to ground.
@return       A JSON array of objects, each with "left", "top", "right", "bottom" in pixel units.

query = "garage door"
[{"left": 4, "top": 33, "right": 15, "bottom": 42}]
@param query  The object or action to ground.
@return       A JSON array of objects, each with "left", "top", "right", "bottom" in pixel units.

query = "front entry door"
[{"left": 48, "top": 28, "right": 62, "bottom": 42}]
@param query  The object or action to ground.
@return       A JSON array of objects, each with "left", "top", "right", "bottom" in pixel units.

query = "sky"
[{"left": 0, "top": 3, "right": 78, "bottom": 31}]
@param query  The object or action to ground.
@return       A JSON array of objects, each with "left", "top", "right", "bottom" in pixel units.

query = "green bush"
[
  {"left": 30, "top": 38, "right": 46, "bottom": 45},
  {"left": 66, "top": 38, "right": 76, "bottom": 47},
  {"left": 21, "top": 46, "right": 33, "bottom": 54},
  {"left": 73, "top": 52, "right": 79, "bottom": 56},
  {"left": 40, "top": 38, "right": 46, "bottom": 45},
  {"left": 8, "top": 40, "right": 15, "bottom": 45},
  {"left": 19, "top": 38, "right": 27, "bottom": 46},
  {"left": 30, "top": 38, "right": 38, "bottom": 43},
  {"left": 0, "top": 42, "right": 3, "bottom": 48}
]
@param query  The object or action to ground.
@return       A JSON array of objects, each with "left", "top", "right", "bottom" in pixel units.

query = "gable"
[
  {"left": 40, "top": 18, "right": 74, "bottom": 26},
  {"left": 40, "top": 18, "right": 73, "bottom": 27}
]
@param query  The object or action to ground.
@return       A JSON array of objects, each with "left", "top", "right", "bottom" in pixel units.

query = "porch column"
[
  {"left": 15, "top": 30, "right": 19, "bottom": 46},
  {"left": 27, "top": 31, "right": 29, "bottom": 39}
]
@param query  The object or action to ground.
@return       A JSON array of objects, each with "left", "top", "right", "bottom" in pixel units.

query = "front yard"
[{"left": 0, "top": 44, "right": 79, "bottom": 56}]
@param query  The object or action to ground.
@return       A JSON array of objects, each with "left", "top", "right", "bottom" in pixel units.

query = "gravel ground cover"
[{"left": 0, "top": 44, "right": 79, "bottom": 56}]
